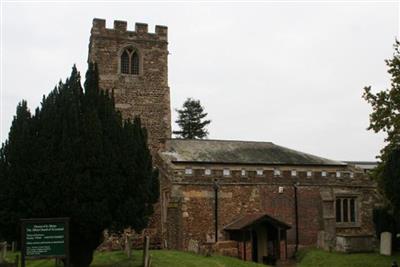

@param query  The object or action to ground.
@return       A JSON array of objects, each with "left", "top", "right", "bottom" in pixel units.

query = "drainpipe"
[
  {"left": 293, "top": 182, "right": 299, "bottom": 253},
  {"left": 213, "top": 179, "right": 220, "bottom": 243}
]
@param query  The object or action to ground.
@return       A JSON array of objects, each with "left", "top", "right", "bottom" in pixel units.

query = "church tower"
[{"left": 88, "top": 18, "right": 171, "bottom": 155}]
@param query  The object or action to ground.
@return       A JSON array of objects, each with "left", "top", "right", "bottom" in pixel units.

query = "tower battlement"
[
  {"left": 88, "top": 18, "right": 171, "bottom": 158},
  {"left": 92, "top": 18, "right": 168, "bottom": 41}
]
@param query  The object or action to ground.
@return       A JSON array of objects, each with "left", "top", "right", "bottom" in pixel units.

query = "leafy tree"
[
  {"left": 0, "top": 64, "right": 159, "bottom": 267},
  {"left": 173, "top": 98, "right": 211, "bottom": 139},
  {"left": 363, "top": 40, "right": 400, "bottom": 215}
]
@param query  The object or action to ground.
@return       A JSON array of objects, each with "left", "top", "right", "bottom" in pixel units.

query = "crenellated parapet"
[
  {"left": 88, "top": 17, "right": 171, "bottom": 159},
  {"left": 91, "top": 18, "right": 168, "bottom": 41}
]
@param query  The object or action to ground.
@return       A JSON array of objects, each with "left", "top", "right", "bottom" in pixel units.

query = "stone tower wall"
[{"left": 88, "top": 18, "right": 171, "bottom": 156}]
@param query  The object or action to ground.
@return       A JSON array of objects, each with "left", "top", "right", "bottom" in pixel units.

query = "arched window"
[
  {"left": 121, "top": 50, "right": 130, "bottom": 74},
  {"left": 120, "top": 47, "right": 140, "bottom": 75},
  {"left": 131, "top": 52, "right": 139, "bottom": 75}
]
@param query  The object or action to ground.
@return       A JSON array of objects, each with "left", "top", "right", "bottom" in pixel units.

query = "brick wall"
[{"left": 161, "top": 164, "right": 379, "bottom": 257}]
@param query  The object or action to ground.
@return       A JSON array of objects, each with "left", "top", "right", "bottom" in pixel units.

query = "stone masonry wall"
[
  {"left": 88, "top": 18, "right": 171, "bottom": 156},
  {"left": 161, "top": 164, "right": 379, "bottom": 257},
  {"left": 88, "top": 19, "right": 171, "bottom": 248}
]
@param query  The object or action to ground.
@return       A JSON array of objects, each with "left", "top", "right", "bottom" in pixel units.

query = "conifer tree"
[
  {"left": 0, "top": 64, "right": 159, "bottom": 267},
  {"left": 173, "top": 98, "right": 211, "bottom": 139},
  {"left": 363, "top": 40, "right": 400, "bottom": 216}
]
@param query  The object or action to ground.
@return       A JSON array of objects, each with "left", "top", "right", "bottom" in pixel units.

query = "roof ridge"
[
  {"left": 164, "top": 138, "right": 347, "bottom": 166},
  {"left": 170, "top": 138, "right": 274, "bottom": 144}
]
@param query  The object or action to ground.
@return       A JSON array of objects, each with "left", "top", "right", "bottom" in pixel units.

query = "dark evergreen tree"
[
  {"left": 0, "top": 64, "right": 159, "bottom": 267},
  {"left": 363, "top": 40, "right": 400, "bottom": 216},
  {"left": 173, "top": 98, "right": 211, "bottom": 139}
]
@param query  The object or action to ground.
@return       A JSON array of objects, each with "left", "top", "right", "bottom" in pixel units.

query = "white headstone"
[{"left": 380, "top": 232, "right": 392, "bottom": 256}]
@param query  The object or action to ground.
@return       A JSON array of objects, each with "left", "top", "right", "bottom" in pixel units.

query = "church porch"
[{"left": 224, "top": 213, "right": 291, "bottom": 265}]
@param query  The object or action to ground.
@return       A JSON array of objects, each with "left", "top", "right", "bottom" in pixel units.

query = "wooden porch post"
[
  {"left": 285, "top": 231, "right": 288, "bottom": 260},
  {"left": 243, "top": 231, "right": 246, "bottom": 261},
  {"left": 277, "top": 227, "right": 281, "bottom": 260}
]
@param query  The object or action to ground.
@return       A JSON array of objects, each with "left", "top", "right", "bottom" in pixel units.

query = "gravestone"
[
  {"left": 187, "top": 239, "right": 199, "bottom": 253},
  {"left": 143, "top": 236, "right": 150, "bottom": 267},
  {"left": 0, "top": 242, "right": 6, "bottom": 263},
  {"left": 380, "top": 232, "right": 392, "bottom": 256},
  {"left": 0, "top": 255, "right": 18, "bottom": 267},
  {"left": 124, "top": 235, "right": 132, "bottom": 259}
]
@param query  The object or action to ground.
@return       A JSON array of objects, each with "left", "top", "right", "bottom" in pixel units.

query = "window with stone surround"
[
  {"left": 274, "top": 169, "right": 281, "bottom": 177},
  {"left": 185, "top": 168, "right": 192, "bottom": 175},
  {"left": 256, "top": 169, "right": 263, "bottom": 176},
  {"left": 335, "top": 196, "right": 358, "bottom": 225},
  {"left": 121, "top": 50, "right": 130, "bottom": 74},
  {"left": 223, "top": 169, "right": 230, "bottom": 176},
  {"left": 131, "top": 52, "right": 139, "bottom": 74},
  {"left": 205, "top": 168, "right": 211, "bottom": 176},
  {"left": 120, "top": 47, "right": 140, "bottom": 75}
]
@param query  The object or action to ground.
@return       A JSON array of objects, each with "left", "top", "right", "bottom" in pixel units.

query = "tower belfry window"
[
  {"left": 120, "top": 47, "right": 140, "bottom": 75},
  {"left": 121, "top": 50, "right": 130, "bottom": 74},
  {"left": 131, "top": 52, "right": 139, "bottom": 75}
]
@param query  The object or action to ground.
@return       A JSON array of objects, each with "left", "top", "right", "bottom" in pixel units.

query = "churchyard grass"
[
  {"left": 5, "top": 249, "right": 266, "bottom": 267},
  {"left": 297, "top": 248, "right": 400, "bottom": 267}
]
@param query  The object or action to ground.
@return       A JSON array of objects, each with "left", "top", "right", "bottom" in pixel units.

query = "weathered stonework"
[
  {"left": 88, "top": 18, "right": 171, "bottom": 156},
  {"left": 157, "top": 140, "right": 381, "bottom": 259},
  {"left": 88, "top": 19, "right": 381, "bottom": 262},
  {"left": 88, "top": 19, "right": 171, "bottom": 248}
]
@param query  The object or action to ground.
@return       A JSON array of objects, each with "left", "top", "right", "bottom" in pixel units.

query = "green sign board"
[
  {"left": 25, "top": 222, "right": 65, "bottom": 257},
  {"left": 21, "top": 218, "right": 70, "bottom": 267}
]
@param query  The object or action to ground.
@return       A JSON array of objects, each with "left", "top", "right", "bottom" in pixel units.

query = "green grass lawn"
[
  {"left": 5, "top": 250, "right": 265, "bottom": 267},
  {"left": 297, "top": 248, "right": 400, "bottom": 267}
]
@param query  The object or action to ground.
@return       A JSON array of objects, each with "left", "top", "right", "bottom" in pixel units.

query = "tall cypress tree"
[{"left": 0, "top": 64, "right": 159, "bottom": 267}]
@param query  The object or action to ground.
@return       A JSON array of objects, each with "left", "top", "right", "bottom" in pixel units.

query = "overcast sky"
[{"left": 1, "top": 1, "right": 399, "bottom": 161}]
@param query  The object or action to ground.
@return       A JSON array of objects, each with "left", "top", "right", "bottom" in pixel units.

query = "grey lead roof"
[{"left": 161, "top": 139, "right": 346, "bottom": 166}]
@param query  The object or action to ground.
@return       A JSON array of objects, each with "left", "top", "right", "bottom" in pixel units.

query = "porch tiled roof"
[{"left": 224, "top": 213, "right": 291, "bottom": 231}]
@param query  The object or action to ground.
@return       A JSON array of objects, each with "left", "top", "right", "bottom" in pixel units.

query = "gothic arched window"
[
  {"left": 121, "top": 50, "right": 130, "bottom": 74},
  {"left": 120, "top": 47, "right": 140, "bottom": 75},
  {"left": 131, "top": 52, "right": 139, "bottom": 75}
]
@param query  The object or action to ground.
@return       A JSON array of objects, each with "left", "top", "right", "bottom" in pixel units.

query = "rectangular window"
[
  {"left": 185, "top": 168, "right": 193, "bottom": 175},
  {"left": 223, "top": 169, "right": 230, "bottom": 176},
  {"left": 291, "top": 170, "right": 297, "bottom": 177},
  {"left": 307, "top": 171, "right": 312, "bottom": 177},
  {"left": 336, "top": 171, "right": 341, "bottom": 178},
  {"left": 335, "top": 197, "right": 357, "bottom": 224},
  {"left": 321, "top": 171, "right": 327, "bottom": 177},
  {"left": 241, "top": 169, "right": 246, "bottom": 176},
  {"left": 274, "top": 169, "right": 281, "bottom": 177},
  {"left": 256, "top": 169, "right": 263, "bottom": 176},
  {"left": 205, "top": 169, "right": 211, "bottom": 176}
]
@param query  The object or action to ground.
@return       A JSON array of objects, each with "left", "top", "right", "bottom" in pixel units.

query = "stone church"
[{"left": 88, "top": 18, "right": 380, "bottom": 264}]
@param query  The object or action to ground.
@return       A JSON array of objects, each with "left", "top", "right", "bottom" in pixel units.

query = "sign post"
[{"left": 20, "top": 218, "right": 70, "bottom": 267}]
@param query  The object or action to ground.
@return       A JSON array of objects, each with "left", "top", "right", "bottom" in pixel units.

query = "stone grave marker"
[
  {"left": 187, "top": 239, "right": 199, "bottom": 254},
  {"left": 143, "top": 236, "right": 150, "bottom": 267},
  {"left": 0, "top": 242, "right": 6, "bottom": 264},
  {"left": 380, "top": 232, "right": 392, "bottom": 256}
]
